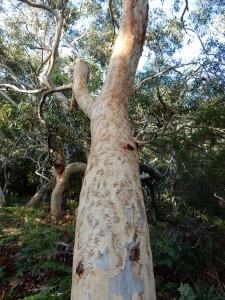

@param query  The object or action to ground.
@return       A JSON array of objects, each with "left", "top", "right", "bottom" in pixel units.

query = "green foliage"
[
  {"left": 195, "top": 282, "right": 225, "bottom": 300},
  {"left": 0, "top": 0, "right": 225, "bottom": 298},
  {"left": 0, "top": 206, "right": 74, "bottom": 299},
  {"left": 151, "top": 229, "right": 180, "bottom": 270},
  {"left": 151, "top": 223, "right": 225, "bottom": 299},
  {"left": 178, "top": 283, "right": 196, "bottom": 300}
]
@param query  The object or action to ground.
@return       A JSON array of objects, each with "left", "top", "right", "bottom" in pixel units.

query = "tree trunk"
[
  {"left": 71, "top": 0, "right": 156, "bottom": 299},
  {"left": 51, "top": 162, "right": 86, "bottom": 219},
  {"left": 26, "top": 178, "right": 55, "bottom": 207},
  {"left": 0, "top": 186, "right": 6, "bottom": 207}
]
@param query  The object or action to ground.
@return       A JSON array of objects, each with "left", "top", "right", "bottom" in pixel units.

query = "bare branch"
[
  {"left": 18, "top": 1, "right": 67, "bottom": 81},
  {"left": 50, "top": 162, "right": 86, "bottom": 218},
  {"left": 0, "top": 64, "right": 36, "bottom": 90},
  {"left": 46, "top": 79, "right": 73, "bottom": 110},
  {"left": 36, "top": 53, "right": 52, "bottom": 79},
  {"left": 45, "top": 16, "right": 65, "bottom": 79},
  {"left": 38, "top": 83, "right": 73, "bottom": 126},
  {"left": 181, "top": 0, "right": 189, "bottom": 28},
  {"left": 214, "top": 193, "right": 225, "bottom": 206},
  {"left": 108, "top": 0, "right": 120, "bottom": 30},
  {"left": 0, "top": 83, "right": 46, "bottom": 94},
  {"left": 185, "top": 27, "right": 207, "bottom": 52},
  {"left": 63, "top": 162, "right": 86, "bottom": 180},
  {"left": 134, "top": 137, "right": 149, "bottom": 146},
  {"left": 35, "top": 170, "right": 50, "bottom": 181},
  {"left": 18, "top": 0, "right": 59, "bottom": 19},
  {"left": 20, "top": 43, "right": 51, "bottom": 52},
  {"left": 26, "top": 178, "right": 55, "bottom": 207},
  {"left": 139, "top": 164, "right": 168, "bottom": 180},
  {"left": 133, "top": 62, "right": 197, "bottom": 92},
  {"left": 0, "top": 90, "right": 18, "bottom": 107},
  {"left": 72, "top": 59, "right": 94, "bottom": 119}
]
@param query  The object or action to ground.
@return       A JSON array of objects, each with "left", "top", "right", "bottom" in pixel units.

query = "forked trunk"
[{"left": 71, "top": 0, "right": 156, "bottom": 298}]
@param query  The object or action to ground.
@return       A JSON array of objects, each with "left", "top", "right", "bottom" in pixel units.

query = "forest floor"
[
  {"left": 0, "top": 204, "right": 225, "bottom": 299},
  {"left": 0, "top": 207, "right": 74, "bottom": 300}
]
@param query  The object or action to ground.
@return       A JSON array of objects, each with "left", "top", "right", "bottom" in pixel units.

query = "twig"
[
  {"left": 38, "top": 83, "right": 73, "bottom": 126},
  {"left": 18, "top": 0, "right": 59, "bottom": 20},
  {"left": 0, "top": 64, "right": 37, "bottom": 90},
  {"left": 35, "top": 170, "right": 50, "bottom": 181},
  {"left": 133, "top": 62, "right": 196, "bottom": 92}
]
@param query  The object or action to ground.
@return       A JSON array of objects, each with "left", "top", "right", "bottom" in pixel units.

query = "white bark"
[
  {"left": 51, "top": 162, "right": 86, "bottom": 219},
  {"left": 71, "top": 0, "right": 156, "bottom": 299}
]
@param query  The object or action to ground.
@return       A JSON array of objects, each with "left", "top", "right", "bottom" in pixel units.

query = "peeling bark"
[
  {"left": 51, "top": 162, "right": 86, "bottom": 219},
  {"left": 71, "top": 0, "right": 156, "bottom": 299}
]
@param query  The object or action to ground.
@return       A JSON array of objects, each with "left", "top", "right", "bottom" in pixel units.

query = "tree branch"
[
  {"left": 50, "top": 162, "right": 86, "bottom": 219},
  {"left": 133, "top": 62, "right": 197, "bottom": 92},
  {"left": 0, "top": 64, "right": 37, "bottom": 90},
  {"left": 63, "top": 162, "right": 87, "bottom": 181},
  {"left": 139, "top": 164, "right": 168, "bottom": 180},
  {"left": 18, "top": 0, "right": 59, "bottom": 19},
  {"left": 72, "top": 59, "right": 94, "bottom": 119},
  {"left": 185, "top": 27, "right": 207, "bottom": 53},
  {"left": 0, "top": 83, "right": 46, "bottom": 94},
  {"left": 181, "top": 0, "right": 189, "bottom": 28},
  {"left": 18, "top": 0, "right": 67, "bottom": 81},
  {"left": 38, "top": 83, "right": 73, "bottom": 126},
  {"left": 108, "top": 0, "right": 120, "bottom": 30},
  {"left": 45, "top": 15, "right": 65, "bottom": 79},
  {"left": 104, "top": 0, "right": 149, "bottom": 96},
  {"left": 26, "top": 177, "right": 56, "bottom": 207},
  {"left": 0, "top": 90, "right": 18, "bottom": 107},
  {"left": 46, "top": 80, "right": 73, "bottom": 111},
  {"left": 36, "top": 53, "right": 52, "bottom": 80}
]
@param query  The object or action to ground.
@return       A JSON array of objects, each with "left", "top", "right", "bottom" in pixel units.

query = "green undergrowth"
[
  {"left": 0, "top": 205, "right": 225, "bottom": 299},
  {"left": 0, "top": 206, "right": 74, "bottom": 300},
  {"left": 151, "top": 221, "right": 225, "bottom": 299}
]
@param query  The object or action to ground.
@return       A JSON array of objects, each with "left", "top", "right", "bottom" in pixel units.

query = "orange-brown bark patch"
[{"left": 76, "top": 261, "right": 84, "bottom": 277}]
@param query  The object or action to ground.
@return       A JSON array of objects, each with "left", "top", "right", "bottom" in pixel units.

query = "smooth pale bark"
[
  {"left": 71, "top": 0, "right": 156, "bottom": 299},
  {"left": 26, "top": 178, "right": 55, "bottom": 207},
  {"left": 0, "top": 186, "right": 6, "bottom": 206},
  {"left": 51, "top": 162, "right": 86, "bottom": 219}
]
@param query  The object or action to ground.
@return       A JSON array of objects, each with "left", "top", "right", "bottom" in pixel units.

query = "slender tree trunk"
[
  {"left": 71, "top": 0, "right": 156, "bottom": 299},
  {"left": 26, "top": 178, "right": 55, "bottom": 207},
  {"left": 0, "top": 186, "right": 6, "bottom": 207},
  {"left": 51, "top": 162, "right": 86, "bottom": 219}
]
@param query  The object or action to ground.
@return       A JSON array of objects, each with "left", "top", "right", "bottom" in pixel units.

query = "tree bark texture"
[
  {"left": 26, "top": 178, "right": 55, "bottom": 207},
  {"left": 71, "top": 0, "right": 156, "bottom": 299},
  {"left": 51, "top": 162, "right": 86, "bottom": 219}
]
